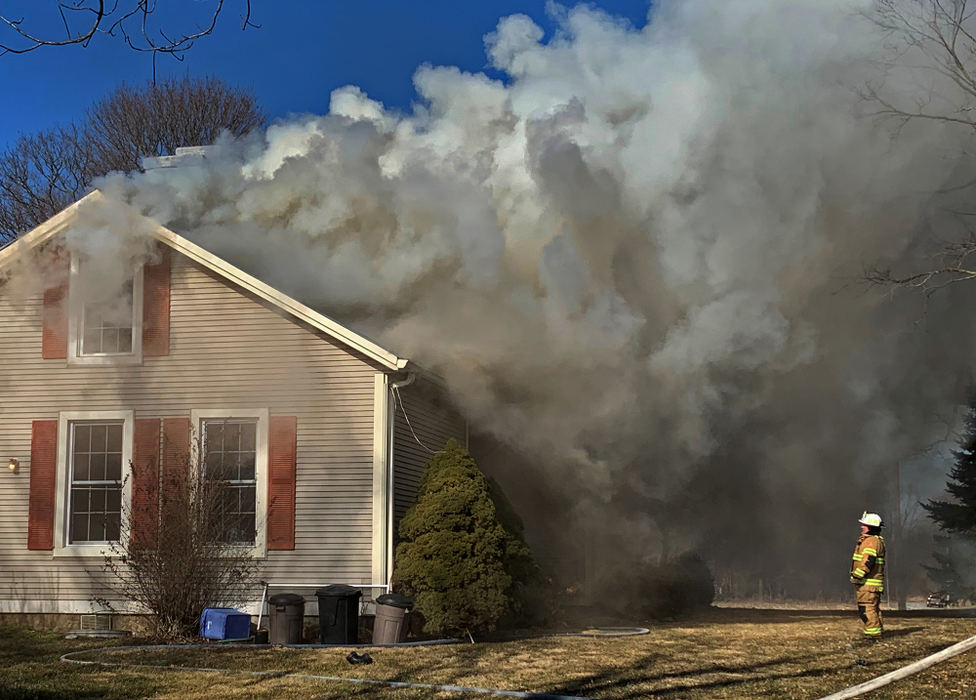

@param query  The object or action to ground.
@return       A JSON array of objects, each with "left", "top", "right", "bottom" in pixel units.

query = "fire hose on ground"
[
  {"left": 59, "top": 627, "right": 649, "bottom": 700},
  {"left": 818, "top": 632, "right": 976, "bottom": 700},
  {"left": 60, "top": 626, "right": 974, "bottom": 698}
]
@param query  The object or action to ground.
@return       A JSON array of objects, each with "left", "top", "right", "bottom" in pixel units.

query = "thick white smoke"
[{"left": 90, "top": 0, "right": 976, "bottom": 591}]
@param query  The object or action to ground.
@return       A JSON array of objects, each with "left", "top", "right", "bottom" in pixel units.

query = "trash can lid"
[
  {"left": 376, "top": 593, "right": 413, "bottom": 609},
  {"left": 315, "top": 584, "right": 362, "bottom": 599},
  {"left": 268, "top": 593, "right": 305, "bottom": 606}
]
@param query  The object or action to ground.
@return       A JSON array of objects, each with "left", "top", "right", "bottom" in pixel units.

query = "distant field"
[
  {"left": 714, "top": 599, "right": 975, "bottom": 612},
  {"left": 1, "top": 607, "right": 975, "bottom": 698}
]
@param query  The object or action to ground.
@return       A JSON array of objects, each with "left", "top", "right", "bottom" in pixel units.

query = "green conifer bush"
[
  {"left": 922, "top": 398, "right": 976, "bottom": 603},
  {"left": 394, "top": 439, "right": 535, "bottom": 636}
]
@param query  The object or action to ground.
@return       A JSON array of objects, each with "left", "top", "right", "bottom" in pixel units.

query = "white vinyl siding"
[
  {"left": 0, "top": 252, "right": 381, "bottom": 612},
  {"left": 391, "top": 378, "right": 468, "bottom": 530}
]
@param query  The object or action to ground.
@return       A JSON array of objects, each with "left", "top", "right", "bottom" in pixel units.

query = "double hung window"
[
  {"left": 81, "top": 280, "right": 134, "bottom": 355},
  {"left": 202, "top": 419, "right": 258, "bottom": 545},
  {"left": 67, "top": 256, "right": 143, "bottom": 364},
  {"left": 68, "top": 421, "right": 124, "bottom": 543},
  {"left": 53, "top": 410, "right": 134, "bottom": 556},
  {"left": 192, "top": 409, "right": 268, "bottom": 556}
]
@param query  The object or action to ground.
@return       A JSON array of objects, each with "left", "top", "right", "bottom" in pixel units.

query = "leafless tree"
[
  {"left": 866, "top": 0, "right": 976, "bottom": 131},
  {"left": 0, "top": 1, "right": 256, "bottom": 68},
  {"left": 0, "top": 125, "right": 97, "bottom": 242},
  {"left": 86, "top": 76, "right": 264, "bottom": 174},
  {"left": 0, "top": 76, "right": 263, "bottom": 243},
  {"left": 863, "top": 1, "right": 976, "bottom": 293},
  {"left": 865, "top": 234, "right": 976, "bottom": 294},
  {"left": 96, "top": 443, "right": 260, "bottom": 641}
]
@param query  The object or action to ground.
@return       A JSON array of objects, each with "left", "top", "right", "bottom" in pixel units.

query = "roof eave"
[
  {"left": 150, "top": 224, "right": 407, "bottom": 372},
  {"left": 0, "top": 190, "right": 104, "bottom": 271},
  {"left": 0, "top": 190, "right": 408, "bottom": 372}
]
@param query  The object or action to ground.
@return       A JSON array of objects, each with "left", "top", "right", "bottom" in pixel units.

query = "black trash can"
[
  {"left": 315, "top": 585, "right": 361, "bottom": 644},
  {"left": 267, "top": 593, "right": 305, "bottom": 645},
  {"left": 373, "top": 593, "right": 413, "bottom": 644}
]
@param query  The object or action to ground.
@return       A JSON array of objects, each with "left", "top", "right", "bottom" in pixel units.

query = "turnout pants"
[{"left": 855, "top": 586, "right": 883, "bottom": 637}]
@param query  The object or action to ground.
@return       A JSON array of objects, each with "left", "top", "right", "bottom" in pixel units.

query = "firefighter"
[{"left": 850, "top": 511, "right": 885, "bottom": 638}]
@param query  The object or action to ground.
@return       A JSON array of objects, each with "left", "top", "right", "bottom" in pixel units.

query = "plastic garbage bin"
[
  {"left": 315, "top": 584, "right": 361, "bottom": 644},
  {"left": 372, "top": 593, "right": 413, "bottom": 644},
  {"left": 267, "top": 593, "right": 305, "bottom": 645}
]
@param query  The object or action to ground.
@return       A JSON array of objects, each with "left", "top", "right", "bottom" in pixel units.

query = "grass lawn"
[{"left": 1, "top": 607, "right": 975, "bottom": 699}]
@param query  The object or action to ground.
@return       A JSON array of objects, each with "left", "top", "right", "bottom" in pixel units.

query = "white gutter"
[
  {"left": 264, "top": 584, "right": 390, "bottom": 590},
  {"left": 387, "top": 371, "right": 416, "bottom": 588}
]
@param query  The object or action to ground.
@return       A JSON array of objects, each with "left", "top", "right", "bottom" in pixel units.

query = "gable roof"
[{"left": 0, "top": 190, "right": 409, "bottom": 372}]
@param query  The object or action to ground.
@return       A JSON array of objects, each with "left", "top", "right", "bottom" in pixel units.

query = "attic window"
[
  {"left": 67, "top": 256, "right": 143, "bottom": 365},
  {"left": 81, "top": 280, "right": 134, "bottom": 354}
]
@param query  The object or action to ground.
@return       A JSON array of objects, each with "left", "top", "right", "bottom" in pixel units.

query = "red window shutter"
[
  {"left": 267, "top": 416, "right": 297, "bottom": 551},
  {"left": 41, "top": 252, "right": 69, "bottom": 360},
  {"left": 161, "top": 418, "right": 190, "bottom": 522},
  {"left": 142, "top": 246, "right": 171, "bottom": 357},
  {"left": 27, "top": 420, "right": 58, "bottom": 550},
  {"left": 131, "top": 419, "right": 161, "bottom": 549}
]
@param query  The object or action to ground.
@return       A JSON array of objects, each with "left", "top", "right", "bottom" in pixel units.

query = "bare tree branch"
[
  {"left": 868, "top": 0, "right": 976, "bottom": 130},
  {"left": 862, "top": 2, "right": 976, "bottom": 293},
  {"left": 0, "top": 1, "right": 253, "bottom": 60},
  {"left": 865, "top": 235, "right": 976, "bottom": 294}
]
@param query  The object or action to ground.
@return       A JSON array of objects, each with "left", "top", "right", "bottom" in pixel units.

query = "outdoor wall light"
[{"left": 7, "top": 458, "right": 18, "bottom": 473}]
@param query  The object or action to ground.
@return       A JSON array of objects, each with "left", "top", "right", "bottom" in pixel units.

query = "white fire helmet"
[{"left": 858, "top": 511, "right": 883, "bottom": 528}]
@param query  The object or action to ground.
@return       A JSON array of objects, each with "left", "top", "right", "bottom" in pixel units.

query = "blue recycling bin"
[{"left": 200, "top": 608, "right": 251, "bottom": 640}]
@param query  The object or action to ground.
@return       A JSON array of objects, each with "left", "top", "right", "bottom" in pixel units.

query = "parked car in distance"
[{"left": 926, "top": 592, "right": 951, "bottom": 608}]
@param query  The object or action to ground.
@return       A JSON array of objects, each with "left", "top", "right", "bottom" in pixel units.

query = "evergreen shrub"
[{"left": 394, "top": 439, "right": 536, "bottom": 636}]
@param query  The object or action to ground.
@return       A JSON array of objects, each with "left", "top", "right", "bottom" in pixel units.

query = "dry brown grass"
[{"left": 4, "top": 608, "right": 976, "bottom": 699}]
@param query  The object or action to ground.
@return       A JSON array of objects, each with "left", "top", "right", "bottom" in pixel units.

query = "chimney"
[{"left": 142, "top": 145, "right": 214, "bottom": 171}]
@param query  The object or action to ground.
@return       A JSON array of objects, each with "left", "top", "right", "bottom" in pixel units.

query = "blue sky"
[{"left": 0, "top": 1, "right": 650, "bottom": 151}]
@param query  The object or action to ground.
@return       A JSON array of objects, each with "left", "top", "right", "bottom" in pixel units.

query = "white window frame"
[
  {"left": 191, "top": 408, "right": 269, "bottom": 559},
  {"left": 54, "top": 410, "right": 134, "bottom": 558},
  {"left": 67, "top": 254, "right": 144, "bottom": 366}
]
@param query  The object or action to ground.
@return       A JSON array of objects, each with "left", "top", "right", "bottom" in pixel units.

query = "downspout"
[{"left": 387, "top": 371, "right": 416, "bottom": 588}]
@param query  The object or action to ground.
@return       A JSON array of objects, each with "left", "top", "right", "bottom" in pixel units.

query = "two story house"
[{"left": 0, "top": 190, "right": 467, "bottom": 625}]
